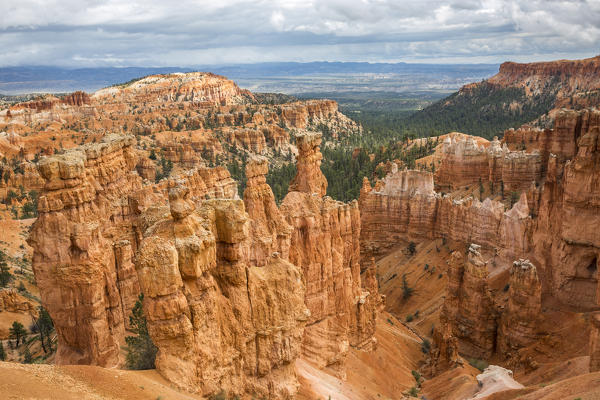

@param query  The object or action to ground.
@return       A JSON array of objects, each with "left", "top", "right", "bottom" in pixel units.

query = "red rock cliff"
[
  {"left": 27, "top": 135, "right": 238, "bottom": 367},
  {"left": 281, "top": 131, "right": 380, "bottom": 376}
]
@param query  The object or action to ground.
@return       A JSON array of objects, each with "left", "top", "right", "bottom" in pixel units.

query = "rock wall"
[
  {"left": 531, "top": 109, "right": 600, "bottom": 309},
  {"left": 362, "top": 110, "right": 600, "bottom": 312},
  {"left": 442, "top": 246, "right": 498, "bottom": 359},
  {"left": 497, "top": 259, "right": 542, "bottom": 356},
  {"left": 488, "top": 56, "right": 600, "bottom": 100},
  {"left": 359, "top": 109, "right": 600, "bottom": 375},
  {"left": 28, "top": 131, "right": 380, "bottom": 397},
  {"left": 435, "top": 135, "right": 543, "bottom": 192},
  {"left": 136, "top": 182, "right": 307, "bottom": 399},
  {"left": 359, "top": 167, "right": 531, "bottom": 261},
  {"left": 591, "top": 313, "right": 600, "bottom": 372},
  {"left": 27, "top": 135, "right": 238, "bottom": 367},
  {"left": 281, "top": 131, "right": 380, "bottom": 375},
  {"left": 92, "top": 73, "right": 250, "bottom": 106},
  {"left": 28, "top": 135, "right": 143, "bottom": 366},
  {"left": 0, "top": 289, "right": 35, "bottom": 313}
]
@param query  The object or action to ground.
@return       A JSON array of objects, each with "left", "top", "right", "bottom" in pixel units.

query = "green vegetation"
[
  {"left": 408, "top": 386, "right": 419, "bottom": 397},
  {"left": 411, "top": 370, "right": 422, "bottom": 386},
  {"left": 266, "top": 162, "right": 296, "bottom": 204},
  {"left": 421, "top": 338, "right": 431, "bottom": 354},
  {"left": 9, "top": 321, "right": 27, "bottom": 347},
  {"left": 468, "top": 358, "right": 489, "bottom": 372},
  {"left": 155, "top": 157, "right": 173, "bottom": 183},
  {"left": 402, "top": 274, "right": 414, "bottom": 300},
  {"left": 408, "top": 241, "right": 417, "bottom": 255},
  {"left": 125, "top": 294, "right": 158, "bottom": 370},
  {"left": 32, "top": 307, "right": 54, "bottom": 354},
  {"left": 0, "top": 341, "right": 5, "bottom": 360},
  {"left": 320, "top": 138, "right": 437, "bottom": 202},
  {"left": 23, "top": 347, "right": 33, "bottom": 363},
  {"left": 0, "top": 262, "right": 11, "bottom": 287},
  {"left": 399, "top": 82, "right": 557, "bottom": 139}
]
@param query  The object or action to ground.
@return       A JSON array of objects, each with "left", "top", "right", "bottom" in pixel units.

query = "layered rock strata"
[
  {"left": 28, "top": 131, "right": 379, "bottom": 397},
  {"left": 497, "top": 259, "right": 542, "bottom": 355},
  {"left": 363, "top": 110, "right": 600, "bottom": 311},
  {"left": 28, "top": 135, "right": 144, "bottom": 366},
  {"left": 136, "top": 184, "right": 307, "bottom": 399},
  {"left": 359, "top": 166, "right": 531, "bottom": 261},
  {"left": 27, "top": 135, "right": 238, "bottom": 366},
  {"left": 591, "top": 313, "right": 600, "bottom": 372},
  {"left": 435, "top": 135, "right": 543, "bottom": 192},
  {"left": 442, "top": 245, "right": 498, "bottom": 359},
  {"left": 360, "top": 109, "right": 600, "bottom": 376},
  {"left": 531, "top": 109, "right": 600, "bottom": 309},
  {"left": 281, "top": 131, "right": 380, "bottom": 375}
]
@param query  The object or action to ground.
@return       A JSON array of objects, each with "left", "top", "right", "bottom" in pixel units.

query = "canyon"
[
  {"left": 361, "top": 107, "right": 600, "bottom": 398},
  {"left": 1, "top": 58, "right": 600, "bottom": 399},
  {"left": 25, "top": 128, "right": 381, "bottom": 398}
]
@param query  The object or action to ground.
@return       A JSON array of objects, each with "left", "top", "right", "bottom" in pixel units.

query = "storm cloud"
[{"left": 1, "top": 0, "right": 599, "bottom": 66}]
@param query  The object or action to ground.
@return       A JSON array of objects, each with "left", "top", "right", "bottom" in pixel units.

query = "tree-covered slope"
[{"left": 400, "top": 81, "right": 557, "bottom": 139}]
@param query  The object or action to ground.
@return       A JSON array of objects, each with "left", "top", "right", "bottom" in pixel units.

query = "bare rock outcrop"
[
  {"left": 27, "top": 135, "right": 238, "bottom": 367},
  {"left": 0, "top": 289, "right": 35, "bottom": 313},
  {"left": 28, "top": 135, "right": 143, "bottom": 366},
  {"left": 27, "top": 130, "right": 380, "bottom": 398},
  {"left": 442, "top": 245, "right": 498, "bottom": 359},
  {"left": 531, "top": 109, "right": 600, "bottom": 309},
  {"left": 470, "top": 365, "right": 524, "bottom": 399},
  {"left": 135, "top": 184, "right": 307, "bottom": 399},
  {"left": 497, "top": 259, "right": 542, "bottom": 356},
  {"left": 435, "top": 135, "right": 543, "bottom": 192},
  {"left": 591, "top": 313, "right": 600, "bottom": 372},
  {"left": 93, "top": 73, "right": 250, "bottom": 106},
  {"left": 243, "top": 156, "right": 292, "bottom": 266},
  {"left": 288, "top": 132, "right": 328, "bottom": 197},
  {"left": 359, "top": 167, "right": 531, "bottom": 261},
  {"left": 428, "top": 311, "right": 460, "bottom": 376},
  {"left": 281, "top": 131, "right": 380, "bottom": 375}
]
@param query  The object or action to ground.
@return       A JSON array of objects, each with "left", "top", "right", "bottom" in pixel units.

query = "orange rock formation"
[
  {"left": 360, "top": 108, "right": 600, "bottom": 379},
  {"left": 281, "top": 132, "right": 381, "bottom": 375},
  {"left": 27, "top": 131, "right": 379, "bottom": 398}
]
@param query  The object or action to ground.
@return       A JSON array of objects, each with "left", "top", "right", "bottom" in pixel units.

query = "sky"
[{"left": 1, "top": 0, "right": 599, "bottom": 67}]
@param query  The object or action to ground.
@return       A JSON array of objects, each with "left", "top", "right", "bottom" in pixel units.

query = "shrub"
[
  {"left": 125, "top": 294, "right": 158, "bottom": 370},
  {"left": 408, "top": 241, "right": 417, "bottom": 255},
  {"left": 411, "top": 369, "right": 421, "bottom": 384},
  {"left": 468, "top": 358, "right": 489, "bottom": 372},
  {"left": 406, "top": 314, "right": 414, "bottom": 322},
  {"left": 402, "top": 274, "right": 414, "bottom": 300},
  {"left": 408, "top": 386, "right": 419, "bottom": 397},
  {"left": 23, "top": 347, "right": 33, "bottom": 364},
  {"left": 421, "top": 339, "right": 431, "bottom": 354}
]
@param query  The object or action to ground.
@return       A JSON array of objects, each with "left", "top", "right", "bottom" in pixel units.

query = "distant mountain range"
[{"left": 0, "top": 62, "right": 499, "bottom": 95}]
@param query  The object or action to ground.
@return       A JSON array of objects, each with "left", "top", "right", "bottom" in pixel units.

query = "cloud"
[{"left": 0, "top": 0, "right": 598, "bottom": 66}]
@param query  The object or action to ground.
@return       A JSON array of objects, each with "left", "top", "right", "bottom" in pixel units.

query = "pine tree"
[
  {"left": 9, "top": 321, "right": 27, "bottom": 347},
  {"left": 0, "top": 341, "right": 5, "bottom": 361},
  {"left": 33, "top": 307, "right": 54, "bottom": 353},
  {"left": 125, "top": 294, "right": 158, "bottom": 370},
  {"left": 0, "top": 262, "right": 11, "bottom": 287},
  {"left": 23, "top": 347, "right": 33, "bottom": 364}
]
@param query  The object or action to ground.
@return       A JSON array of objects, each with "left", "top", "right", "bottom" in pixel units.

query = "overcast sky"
[{"left": 1, "top": 0, "right": 599, "bottom": 67}]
